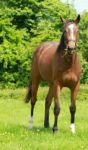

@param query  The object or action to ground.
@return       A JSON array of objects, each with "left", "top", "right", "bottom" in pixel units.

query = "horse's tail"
[{"left": 25, "top": 82, "right": 32, "bottom": 103}]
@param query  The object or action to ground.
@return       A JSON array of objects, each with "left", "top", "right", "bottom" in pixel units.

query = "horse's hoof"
[
  {"left": 70, "top": 124, "right": 76, "bottom": 134},
  {"left": 44, "top": 125, "right": 49, "bottom": 128},
  {"left": 52, "top": 127, "right": 58, "bottom": 133},
  {"left": 29, "top": 124, "right": 33, "bottom": 129},
  {"left": 44, "top": 122, "right": 49, "bottom": 128},
  {"left": 45, "top": 125, "right": 49, "bottom": 128}
]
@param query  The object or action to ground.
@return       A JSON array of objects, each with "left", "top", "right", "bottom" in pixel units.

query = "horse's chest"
[{"left": 61, "top": 71, "right": 78, "bottom": 85}]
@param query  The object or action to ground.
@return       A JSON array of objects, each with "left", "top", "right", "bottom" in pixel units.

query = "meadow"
[{"left": 0, "top": 85, "right": 88, "bottom": 150}]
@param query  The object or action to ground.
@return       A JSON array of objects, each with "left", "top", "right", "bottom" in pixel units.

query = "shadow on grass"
[
  {"left": 0, "top": 121, "right": 73, "bottom": 135},
  {"left": 0, "top": 121, "right": 53, "bottom": 135},
  {"left": 23, "top": 125, "right": 53, "bottom": 134},
  {"left": 23, "top": 125, "right": 69, "bottom": 135}
]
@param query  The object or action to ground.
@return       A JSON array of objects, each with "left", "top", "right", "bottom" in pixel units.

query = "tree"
[{"left": 0, "top": 0, "right": 87, "bottom": 87}]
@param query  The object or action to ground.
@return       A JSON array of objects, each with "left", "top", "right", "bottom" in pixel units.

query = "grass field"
[{"left": 0, "top": 85, "right": 88, "bottom": 150}]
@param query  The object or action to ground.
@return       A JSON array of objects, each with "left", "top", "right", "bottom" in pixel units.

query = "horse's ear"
[
  {"left": 60, "top": 17, "right": 66, "bottom": 24},
  {"left": 75, "top": 14, "right": 80, "bottom": 24}
]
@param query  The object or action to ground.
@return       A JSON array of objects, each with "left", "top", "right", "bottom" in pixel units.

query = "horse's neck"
[
  {"left": 58, "top": 34, "right": 77, "bottom": 67},
  {"left": 64, "top": 53, "right": 77, "bottom": 67},
  {"left": 58, "top": 33, "right": 66, "bottom": 51}
]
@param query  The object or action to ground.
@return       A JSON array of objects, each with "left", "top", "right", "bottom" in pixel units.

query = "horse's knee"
[
  {"left": 70, "top": 105, "right": 76, "bottom": 114},
  {"left": 45, "top": 97, "right": 49, "bottom": 105},
  {"left": 54, "top": 106, "right": 60, "bottom": 116},
  {"left": 45, "top": 98, "right": 51, "bottom": 108}
]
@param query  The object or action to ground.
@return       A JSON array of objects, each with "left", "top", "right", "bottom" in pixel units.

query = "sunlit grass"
[{"left": 0, "top": 85, "right": 88, "bottom": 150}]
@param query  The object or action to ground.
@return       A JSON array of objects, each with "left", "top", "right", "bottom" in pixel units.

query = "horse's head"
[{"left": 60, "top": 15, "right": 80, "bottom": 54}]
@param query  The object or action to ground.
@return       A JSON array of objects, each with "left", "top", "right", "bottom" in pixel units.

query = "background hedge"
[{"left": 0, "top": 0, "right": 88, "bottom": 87}]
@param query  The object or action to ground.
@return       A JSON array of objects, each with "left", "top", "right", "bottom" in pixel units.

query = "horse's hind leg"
[
  {"left": 44, "top": 85, "right": 53, "bottom": 128},
  {"left": 30, "top": 78, "right": 40, "bottom": 129},
  {"left": 70, "top": 82, "right": 80, "bottom": 134}
]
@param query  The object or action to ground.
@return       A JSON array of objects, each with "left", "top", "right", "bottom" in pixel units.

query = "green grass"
[{"left": 0, "top": 85, "right": 88, "bottom": 150}]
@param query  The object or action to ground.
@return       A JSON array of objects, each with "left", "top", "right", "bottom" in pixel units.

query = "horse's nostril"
[
  {"left": 67, "top": 47, "right": 75, "bottom": 54},
  {"left": 68, "top": 47, "right": 75, "bottom": 51}
]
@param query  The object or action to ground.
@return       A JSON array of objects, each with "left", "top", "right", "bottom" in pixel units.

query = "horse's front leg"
[
  {"left": 53, "top": 83, "right": 60, "bottom": 132},
  {"left": 44, "top": 85, "right": 53, "bottom": 128},
  {"left": 70, "top": 82, "right": 80, "bottom": 134}
]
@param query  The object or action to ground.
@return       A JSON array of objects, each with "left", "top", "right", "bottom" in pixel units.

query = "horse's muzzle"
[
  {"left": 67, "top": 47, "right": 76, "bottom": 54},
  {"left": 67, "top": 40, "right": 76, "bottom": 54}
]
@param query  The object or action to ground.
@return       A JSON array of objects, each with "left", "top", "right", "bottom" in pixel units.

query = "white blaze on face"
[{"left": 68, "top": 24, "right": 75, "bottom": 40}]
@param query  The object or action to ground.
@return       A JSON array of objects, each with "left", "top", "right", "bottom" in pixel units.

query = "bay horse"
[{"left": 25, "top": 15, "right": 82, "bottom": 133}]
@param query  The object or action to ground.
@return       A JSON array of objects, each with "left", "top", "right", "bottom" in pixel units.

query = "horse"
[{"left": 25, "top": 15, "right": 82, "bottom": 133}]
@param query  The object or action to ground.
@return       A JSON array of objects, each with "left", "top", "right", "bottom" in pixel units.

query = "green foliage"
[
  {"left": 77, "top": 11, "right": 88, "bottom": 83},
  {"left": 0, "top": 0, "right": 88, "bottom": 87},
  {"left": 81, "top": 60, "right": 88, "bottom": 84},
  {"left": 79, "top": 12, "right": 88, "bottom": 61}
]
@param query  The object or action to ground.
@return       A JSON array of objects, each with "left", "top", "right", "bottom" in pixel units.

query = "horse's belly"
[
  {"left": 38, "top": 60, "right": 52, "bottom": 82},
  {"left": 37, "top": 43, "right": 59, "bottom": 82},
  {"left": 38, "top": 49, "right": 54, "bottom": 82}
]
